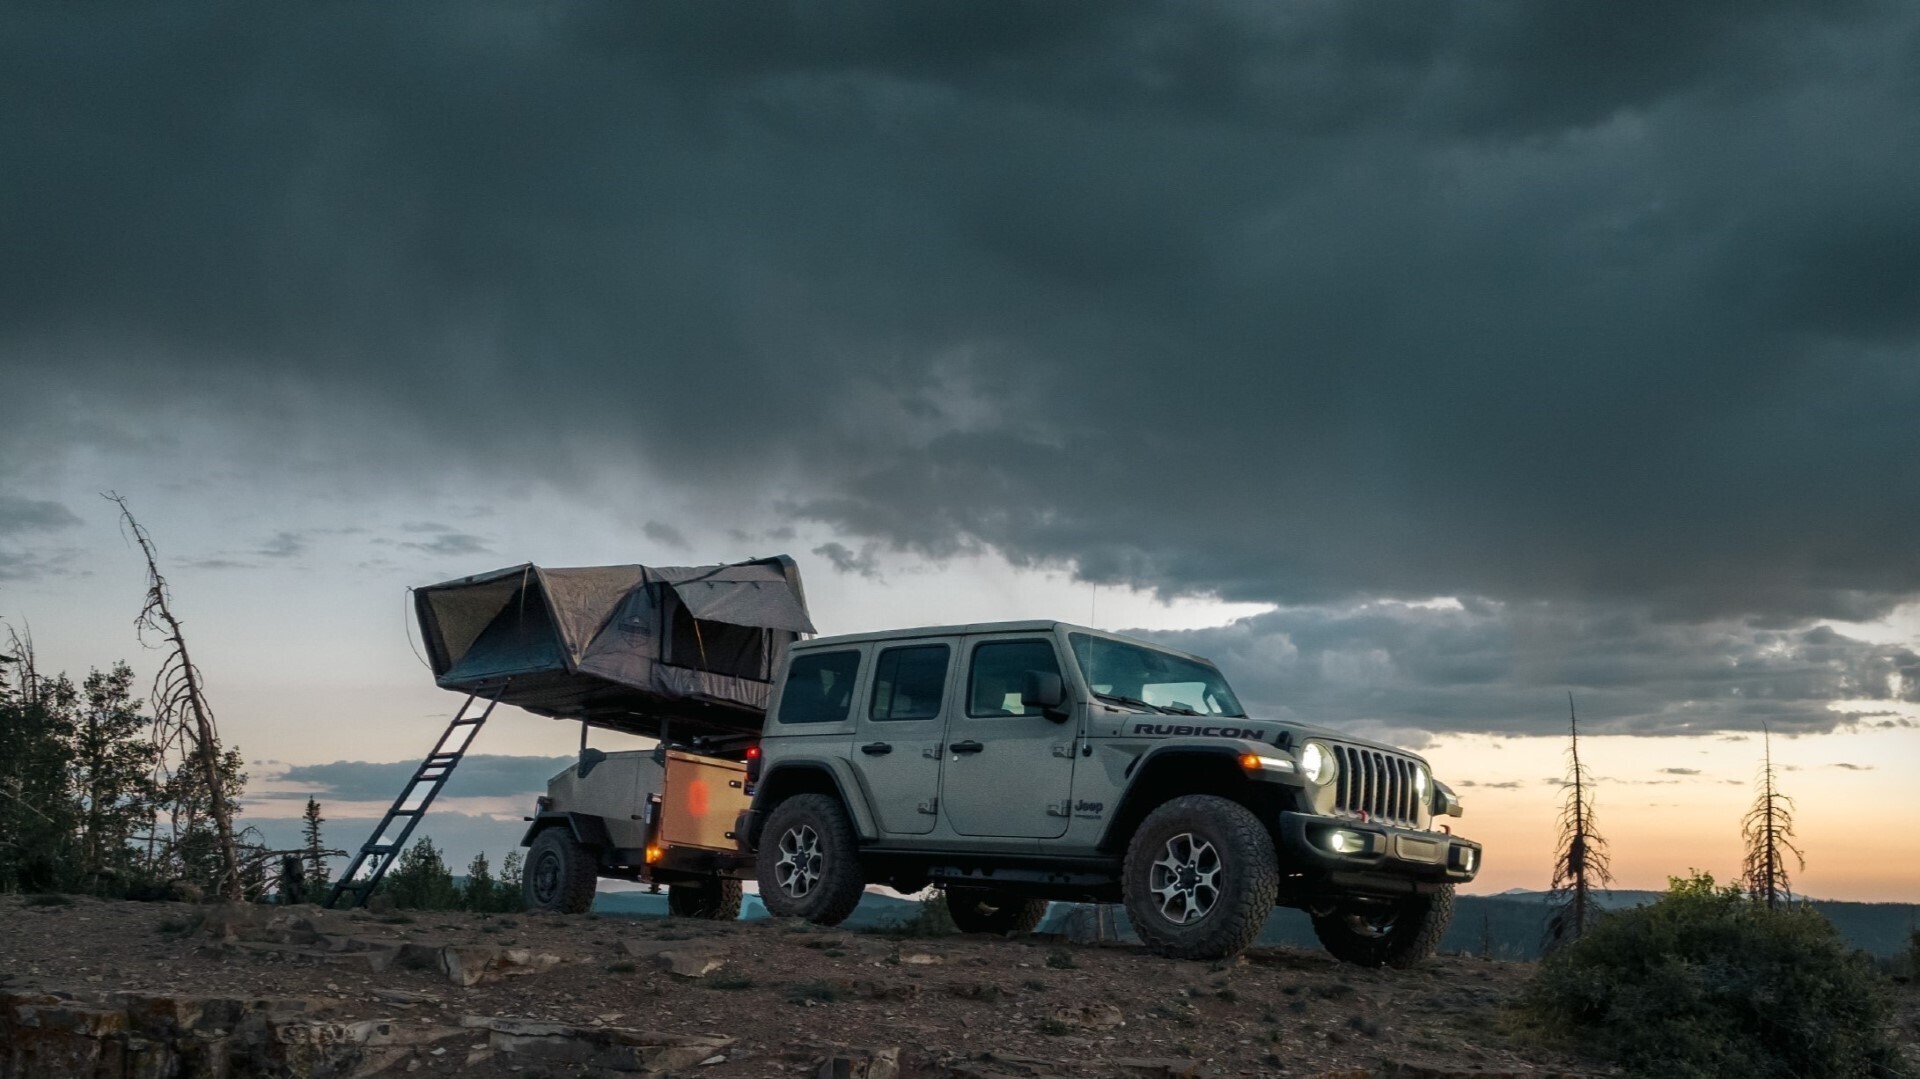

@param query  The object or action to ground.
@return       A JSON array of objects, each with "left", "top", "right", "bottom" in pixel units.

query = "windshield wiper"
[{"left": 1093, "top": 692, "right": 1201, "bottom": 717}]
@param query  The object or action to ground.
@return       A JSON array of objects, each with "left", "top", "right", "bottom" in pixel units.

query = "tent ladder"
[{"left": 323, "top": 684, "right": 506, "bottom": 909}]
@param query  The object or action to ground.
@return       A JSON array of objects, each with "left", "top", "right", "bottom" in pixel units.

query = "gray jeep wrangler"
[{"left": 740, "top": 621, "right": 1481, "bottom": 965}]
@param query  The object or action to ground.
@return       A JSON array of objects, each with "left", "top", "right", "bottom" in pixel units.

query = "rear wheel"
[
  {"left": 667, "top": 877, "right": 743, "bottom": 920},
  {"left": 523, "top": 828, "right": 597, "bottom": 914},
  {"left": 1122, "top": 795, "right": 1278, "bottom": 960},
  {"left": 945, "top": 887, "right": 1049, "bottom": 935},
  {"left": 756, "top": 794, "right": 866, "bottom": 926},
  {"left": 1311, "top": 885, "right": 1454, "bottom": 968}
]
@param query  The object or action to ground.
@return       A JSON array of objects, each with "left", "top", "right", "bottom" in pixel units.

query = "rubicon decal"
[{"left": 1131, "top": 723, "right": 1267, "bottom": 739}]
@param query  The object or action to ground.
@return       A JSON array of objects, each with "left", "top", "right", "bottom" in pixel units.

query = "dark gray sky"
[{"left": 4, "top": 1, "right": 1919, "bottom": 745}]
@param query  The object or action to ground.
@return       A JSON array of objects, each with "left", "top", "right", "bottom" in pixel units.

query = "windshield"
[{"left": 1069, "top": 633, "right": 1245, "bottom": 717}]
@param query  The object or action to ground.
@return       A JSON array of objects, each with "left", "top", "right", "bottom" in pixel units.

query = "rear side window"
[
  {"left": 777, "top": 650, "right": 861, "bottom": 725},
  {"left": 870, "top": 645, "right": 950, "bottom": 722},
  {"left": 967, "top": 639, "right": 1062, "bottom": 718}
]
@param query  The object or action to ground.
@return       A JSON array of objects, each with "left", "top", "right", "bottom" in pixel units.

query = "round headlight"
[{"left": 1299, "top": 741, "right": 1337, "bottom": 786}]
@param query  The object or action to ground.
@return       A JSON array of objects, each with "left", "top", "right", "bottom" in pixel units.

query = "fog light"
[
  {"left": 1328, "top": 829, "right": 1367, "bottom": 854},
  {"left": 1455, "top": 846, "right": 1477, "bottom": 872}
]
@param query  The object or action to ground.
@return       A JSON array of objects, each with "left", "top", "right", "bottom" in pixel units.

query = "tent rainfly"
[{"left": 413, "top": 556, "right": 813, "bottom": 740}]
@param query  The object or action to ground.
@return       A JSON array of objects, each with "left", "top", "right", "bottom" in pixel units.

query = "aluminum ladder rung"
[{"left": 322, "top": 685, "right": 506, "bottom": 909}]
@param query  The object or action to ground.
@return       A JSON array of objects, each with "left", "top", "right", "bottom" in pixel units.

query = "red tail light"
[{"left": 744, "top": 743, "right": 762, "bottom": 784}]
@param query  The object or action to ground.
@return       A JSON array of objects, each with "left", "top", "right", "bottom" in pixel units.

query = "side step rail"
[{"left": 323, "top": 686, "right": 506, "bottom": 909}]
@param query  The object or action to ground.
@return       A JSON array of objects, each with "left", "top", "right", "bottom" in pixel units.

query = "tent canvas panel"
[{"left": 415, "top": 555, "right": 810, "bottom": 740}]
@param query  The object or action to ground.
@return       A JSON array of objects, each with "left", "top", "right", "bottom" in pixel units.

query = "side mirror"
[
  {"left": 577, "top": 746, "right": 609, "bottom": 778},
  {"left": 1021, "top": 671, "right": 1070, "bottom": 722}
]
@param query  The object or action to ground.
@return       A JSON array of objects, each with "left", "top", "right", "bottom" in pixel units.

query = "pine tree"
[
  {"left": 495, "top": 849, "right": 525, "bottom": 913},
  {"left": 301, "top": 798, "right": 330, "bottom": 890},
  {"left": 1741, "top": 725, "right": 1804, "bottom": 909},
  {"left": 0, "top": 638, "right": 79, "bottom": 893},
  {"left": 1546, "top": 695, "right": 1612, "bottom": 950},
  {"left": 384, "top": 836, "right": 459, "bottom": 910},
  {"left": 71, "top": 664, "right": 159, "bottom": 893},
  {"left": 463, "top": 851, "right": 495, "bottom": 912}
]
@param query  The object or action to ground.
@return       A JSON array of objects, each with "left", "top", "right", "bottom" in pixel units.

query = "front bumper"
[{"left": 1277, "top": 811, "right": 1481, "bottom": 888}]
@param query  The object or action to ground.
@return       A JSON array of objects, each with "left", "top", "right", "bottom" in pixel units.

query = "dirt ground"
[{"left": 2, "top": 894, "right": 1914, "bottom": 1077}]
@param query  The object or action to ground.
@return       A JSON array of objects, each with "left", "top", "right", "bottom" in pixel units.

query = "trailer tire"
[
  {"left": 667, "top": 877, "right": 743, "bottom": 920},
  {"left": 756, "top": 793, "right": 865, "bottom": 926},
  {"left": 945, "top": 887, "right": 1049, "bottom": 935},
  {"left": 523, "top": 827, "right": 597, "bottom": 914}
]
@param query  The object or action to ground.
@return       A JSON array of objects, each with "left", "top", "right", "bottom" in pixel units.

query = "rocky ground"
[{"left": 3, "top": 894, "right": 1914, "bottom": 1078}]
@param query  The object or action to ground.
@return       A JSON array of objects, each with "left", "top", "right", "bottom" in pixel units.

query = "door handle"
[
  {"left": 860, "top": 742, "right": 893, "bottom": 756},
  {"left": 948, "top": 740, "right": 984, "bottom": 755}
]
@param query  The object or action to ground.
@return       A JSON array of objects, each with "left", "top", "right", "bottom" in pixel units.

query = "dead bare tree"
[
  {"left": 106, "top": 492, "right": 242, "bottom": 901},
  {"left": 1741, "top": 724, "right": 1804, "bottom": 910},
  {"left": 1545, "top": 694, "right": 1612, "bottom": 951}
]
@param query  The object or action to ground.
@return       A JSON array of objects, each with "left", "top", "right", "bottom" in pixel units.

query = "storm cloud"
[{"left": 6, "top": 2, "right": 1920, "bottom": 736}]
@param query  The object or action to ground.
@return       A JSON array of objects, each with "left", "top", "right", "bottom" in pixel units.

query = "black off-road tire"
[
  {"left": 1122, "top": 794, "right": 1279, "bottom": 960},
  {"left": 756, "top": 794, "right": 866, "bottom": 926},
  {"left": 667, "top": 877, "right": 743, "bottom": 920},
  {"left": 945, "top": 887, "right": 1049, "bottom": 935},
  {"left": 523, "top": 828, "right": 598, "bottom": 914},
  {"left": 1311, "top": 884, "right": 1455, "bottom": 968}
]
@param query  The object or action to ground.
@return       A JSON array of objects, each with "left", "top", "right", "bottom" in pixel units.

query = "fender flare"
[
  {"left": 1099, "top": 745, "right": 1275, "bottom": 851},
  {"left": 750, "top": 757, "right": 880, "bottom": 843},
  {"left": 520, "top": 811, "right": 613, "bottom": 851}
]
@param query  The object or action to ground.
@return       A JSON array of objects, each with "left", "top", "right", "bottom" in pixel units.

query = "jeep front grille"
[{"left": 1331, "top": 745, "right": 1423, "bottom": 827}]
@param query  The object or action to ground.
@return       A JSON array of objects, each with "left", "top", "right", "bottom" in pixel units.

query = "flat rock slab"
[
  {"left": 819, "top": 1045, "right": 901, "bottom": 1079},
  {"left": 462, "top": 1015, "right": 733, "bottom": 1074}
]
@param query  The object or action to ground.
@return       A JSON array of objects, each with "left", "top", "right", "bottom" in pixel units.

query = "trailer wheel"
[
  {"left": 667, "top": 877, "right": 743, "bottom": 920},
  {"left": 756, "top": 793, "right": 865, "bottom": 926},
  {"left": 945, "top": 887, "right": 1049, "bottom": 935},
  {"left": 524, "top": 828, "right": 597, "bottom": 914}
]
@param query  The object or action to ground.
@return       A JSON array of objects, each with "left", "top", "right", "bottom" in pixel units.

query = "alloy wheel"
[
  {"left": 774, "top": 823, "right": 823, "bottom": 899},
  {"left": 1149, "top": 832, "right": 1221, "bottom": 925}
]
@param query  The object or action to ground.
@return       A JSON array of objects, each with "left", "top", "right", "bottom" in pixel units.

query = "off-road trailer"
[{"left": 324, "top": 556, "right": 813, "bottom": 914}]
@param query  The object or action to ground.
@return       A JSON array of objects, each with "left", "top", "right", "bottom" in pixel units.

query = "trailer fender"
[{"left": 520, "top": 811, "right": 613, "bottom": 851}]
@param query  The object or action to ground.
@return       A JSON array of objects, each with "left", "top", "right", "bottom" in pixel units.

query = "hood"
[{"left": 1257, "top": 718, "right": 1429, "bottom": 764}]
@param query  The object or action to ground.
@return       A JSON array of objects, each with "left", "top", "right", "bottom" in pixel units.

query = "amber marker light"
[{"left": 645, "top": 846, "right": 663, "bottom": 864}]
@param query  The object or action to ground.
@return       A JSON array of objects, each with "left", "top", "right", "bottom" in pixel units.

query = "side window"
[
  {"left": 870, "top": 644, "right": 950, "bottom": 722},
  {"left": 967, "top": 639, "right": 1062, "bottom": 718},
  {"left": 777, "top": 650, "right": 861, "bottom": 725}
]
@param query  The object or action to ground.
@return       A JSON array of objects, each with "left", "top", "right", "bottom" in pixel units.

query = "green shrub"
[
  {"left": 1044, "top": 949, "right": 1076, "bottom": 969},
  {"left": 1524, "top": 873, "right": 1909, "bottom": 1079}
]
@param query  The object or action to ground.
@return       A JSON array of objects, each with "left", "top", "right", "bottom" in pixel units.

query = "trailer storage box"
[{"left": 414, "top": 556, "right": 813, "bottom": 739}]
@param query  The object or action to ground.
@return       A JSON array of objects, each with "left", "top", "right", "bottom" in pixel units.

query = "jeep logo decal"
[{"left": 1131, "top": 722, "right": 1267, "bottom": 739}]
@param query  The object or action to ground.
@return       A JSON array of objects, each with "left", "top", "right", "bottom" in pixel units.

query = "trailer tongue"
[{"left": 325, "top": 555, "right": 811, "bottom": 911}]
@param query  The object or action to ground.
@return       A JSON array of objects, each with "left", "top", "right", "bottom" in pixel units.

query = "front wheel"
[
  {"left": 667, "top": 877, "right": 743, "bottom": 920},
  {"left": 755, "top": 794, "right": 866, "bottom": 925},
  {"left": 945, "top": 887, "right": 1049, "bottom": 935},
  {"left": 1122, "top": 795, "right": 1279, "bottom": 960},
  {"left": 523, "top": 828, "right": 598, "bottom": 914},
  {"left": 1311, "top": 885, "right": 1454, "bottom": 968}
]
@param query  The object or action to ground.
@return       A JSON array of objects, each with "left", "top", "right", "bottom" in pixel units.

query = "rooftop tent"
[{"left": 414, "top": 556, "right": 813, "bottom": 739}]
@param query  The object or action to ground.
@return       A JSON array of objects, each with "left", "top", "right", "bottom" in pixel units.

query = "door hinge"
[
  {"left": 923, "top": 745, "right": 942, "bottom": 759},
  {"left": 1051, "top": 742, "right": 1075, "bottom": 758},
  {"left": 917, "top": 798, "right": 939, "bottom": 815},
  {"left": 1046, "top": 801, "right": 1071, "bottom": 817}
]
